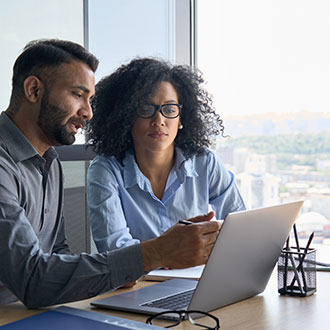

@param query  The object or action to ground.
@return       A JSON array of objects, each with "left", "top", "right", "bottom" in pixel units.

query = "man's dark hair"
[
  {"left": 9, "top": 39, "right": 99, "bottom": 107},
  {"left": 86, "top": 57, "right": 224, "bottom": 163}
]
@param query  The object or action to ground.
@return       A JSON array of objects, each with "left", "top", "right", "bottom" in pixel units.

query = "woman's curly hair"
[{"left": 86, "top": 57, "right": 224, "bottom": 163}]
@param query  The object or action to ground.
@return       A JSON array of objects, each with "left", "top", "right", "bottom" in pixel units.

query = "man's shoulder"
[
  {"left": 0, "top": 138, "right": 16, "bottom": 165},
  {"left": 0, "top": 142, "right": 21, "bottom": 184}
]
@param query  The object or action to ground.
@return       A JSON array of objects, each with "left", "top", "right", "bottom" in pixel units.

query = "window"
[
  {"left": 198, "top": 0, "right": 330, "bottom": 262},
  {"left": 0, "top": 0, "right": 84, "bottom": 115},
  {"left": 0, "top": 0, "right": 192, "bottom": 253}
]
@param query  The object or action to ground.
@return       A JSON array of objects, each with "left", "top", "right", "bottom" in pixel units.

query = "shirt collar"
[
  {"left": 0, "top": 112, "right": 58, "bottom": 163},
  {"left": 122, "top": 147, "right": 198, "bottom": 189},
  {"left": 173, "top": 147, "right": 198, "bottom": 183},
  {"left": 122, "top": 150, "right": 146, "bottom": 189}
]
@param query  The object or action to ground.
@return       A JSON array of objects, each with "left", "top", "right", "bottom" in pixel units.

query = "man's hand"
[{"left": 140, "top": 211, "right": 222, "bottom": 272}]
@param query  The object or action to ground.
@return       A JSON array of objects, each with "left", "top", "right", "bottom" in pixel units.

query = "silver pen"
[{"left": 178, "top": 219, "right": 194, "bottom": 225}]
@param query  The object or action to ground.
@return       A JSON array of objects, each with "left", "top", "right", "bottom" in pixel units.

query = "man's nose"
[{"left": 78, "top": 100, "right": 93, "bottom": 120}]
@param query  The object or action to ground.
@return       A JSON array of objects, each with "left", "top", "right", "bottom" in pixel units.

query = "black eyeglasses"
[
  {"left": 146, "top": 310, "right": 220, "bottom": 329},
  {"left": 136, "top": 104, "right": 182, "bottom": 119}
]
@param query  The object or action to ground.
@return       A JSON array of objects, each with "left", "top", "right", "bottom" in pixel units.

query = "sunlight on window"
[{"left": 198, "top": 0, "right": 330, "bottom": 257}]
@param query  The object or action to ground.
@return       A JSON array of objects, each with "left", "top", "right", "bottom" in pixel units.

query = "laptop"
[{"left": 91, "top": 201, "right": 303, "bottom": 315}]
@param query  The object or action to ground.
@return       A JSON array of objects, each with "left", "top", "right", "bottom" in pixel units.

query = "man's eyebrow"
[{"left": 74, "top": 85, "right": 91, "bottom": 93}]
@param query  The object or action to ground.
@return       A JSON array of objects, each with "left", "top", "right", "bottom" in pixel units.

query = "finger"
[
  {"left": 199, "top": 241, "right": 217, "bottom": 258},
  {"left": 202, "top": 245, "right": 215, "bottom": 260},
  {"left": 196, "top": 220, "right": 221, "bottom": 234},
  {"left": 187, "top": 211, "right": 215, "bottom": 223},
  {"left": 203, "top": 231, "right": 219, "bottom": 246}
]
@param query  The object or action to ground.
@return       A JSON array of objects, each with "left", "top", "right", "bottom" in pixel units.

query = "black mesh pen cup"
[{"left": 278, "top": 247, "right": 316, "bottom": 297}]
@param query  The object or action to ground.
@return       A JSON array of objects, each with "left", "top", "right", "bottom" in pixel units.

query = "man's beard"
[{"left": 38, "top": 92, "right": 78, "bottom": 146}]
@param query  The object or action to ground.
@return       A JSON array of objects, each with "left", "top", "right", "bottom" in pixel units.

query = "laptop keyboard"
[{"left": 141, "top": 289, "right": 195, "bottom": 310}]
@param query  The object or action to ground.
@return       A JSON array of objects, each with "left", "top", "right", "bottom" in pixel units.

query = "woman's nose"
[{"left": 151, "top": 110, "right": 165, "bottom": 126}]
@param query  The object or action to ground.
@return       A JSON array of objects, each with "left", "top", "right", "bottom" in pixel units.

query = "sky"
[
  {"left": 197, "top": 0, "right": 330, "bottom": 117},
  {"left": 2, "top": 0, "right": 330, "bottom": 119}
]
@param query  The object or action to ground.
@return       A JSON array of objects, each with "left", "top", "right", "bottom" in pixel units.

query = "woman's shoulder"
[
  {"left": 177, "top": 147, "right": 220, "bottom": 173},
  {"left": 89, "top": 153, "right": 127, "bottom": 174},
  {"left": 90, "top": 154, "right": 117, "bottom": 166},
  {"left": 191, "top": 147, "right": 219, "bottom": 163},
  {"left": 91, "top": 150, "right": 138, "bottom": 172}
]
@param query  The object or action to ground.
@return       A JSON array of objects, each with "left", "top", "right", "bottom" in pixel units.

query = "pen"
[
  {"left": 288, "top": 252, "right": 304, "bottom": 294},
  {"left": 298, "top": 231, "right": 315, "bottom": 272},
  {"left": 293, "top": 224, "right": 300, "bottom": 251},
  {"left": 178, "top": 219, "right": 194, "bottom": 225},
  {"left": 293, "top": 223, "right": 307, "bottom": 290},
  {"left": 289, "top": 231, "right": 314, "bottom": 289},
  {"left": 283, "top": 237, "right": 290, "bottom": 292}
]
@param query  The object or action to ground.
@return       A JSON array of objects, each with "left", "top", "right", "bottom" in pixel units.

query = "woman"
[{"left": 86, "top": 58, "right": 245, "bottom": 252}]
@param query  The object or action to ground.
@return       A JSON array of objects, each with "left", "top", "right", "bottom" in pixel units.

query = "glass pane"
[
  {"left": 0, "top": 0, "right": 84, "bottom": 114},
  {"left": 198, "top": 0, "right": 330, "bottom": 263},
  {"left": 88, "top": 0, "right": 176, "bottom": 82}
]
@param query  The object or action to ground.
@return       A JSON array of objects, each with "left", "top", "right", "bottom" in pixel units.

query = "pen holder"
[{"left": 278, "top": 247, "right": 316, "bottom": 297}]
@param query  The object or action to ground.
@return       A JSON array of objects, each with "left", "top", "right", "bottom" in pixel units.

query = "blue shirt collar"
[
  {"left": 122, "top": 150, "right": 147, "bottom": 190},
  {"left": 173, "top": 147, "right": 198, "bottom": 183},
  {"left": 122, "top": 147, "right": 198, "bottom": 189}
]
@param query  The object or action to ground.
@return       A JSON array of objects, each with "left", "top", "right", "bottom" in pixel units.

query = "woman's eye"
[{"left": 163, "top": 106, "right": 176, "bottom": 113}]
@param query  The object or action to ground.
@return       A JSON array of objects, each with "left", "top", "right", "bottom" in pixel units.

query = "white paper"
[{"left": 144, "top": 265, "right": 204, "bottom": 281}]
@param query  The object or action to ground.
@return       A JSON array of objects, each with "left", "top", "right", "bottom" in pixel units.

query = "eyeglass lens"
[
  {"left": 137, "top": 104, "right": 180, "bottom": 118},
  {"left": 146, "top": 311, "right": 219, "bottom": 329}
]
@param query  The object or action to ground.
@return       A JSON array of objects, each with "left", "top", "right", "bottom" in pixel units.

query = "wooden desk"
[{"left": 0, "top": 271, "right": 329, "bottom": 329}]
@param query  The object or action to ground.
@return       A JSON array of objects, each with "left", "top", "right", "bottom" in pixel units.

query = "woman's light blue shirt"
[{"left": 87, "top": 148, "right": 246, "bottom": 252}]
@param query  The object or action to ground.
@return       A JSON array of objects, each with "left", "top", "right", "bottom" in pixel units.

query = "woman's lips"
[{"left": 148, "top": 132, "right": 168, "bottom": 138}]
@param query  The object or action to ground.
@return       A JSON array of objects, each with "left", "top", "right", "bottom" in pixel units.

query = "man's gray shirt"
[{"left": 0, "top": 112, "right": 144, "bottom": 308}]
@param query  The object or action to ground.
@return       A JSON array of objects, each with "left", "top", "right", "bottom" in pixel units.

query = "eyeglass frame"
[
  {"left": 136, "top": 103, "right": 182, "bottom": 119},
  {"left": 146, "top": 310, "right": 220, "bottom": 329}
]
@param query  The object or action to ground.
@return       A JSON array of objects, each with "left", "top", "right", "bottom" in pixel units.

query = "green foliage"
[
  {"left": 220, "top": 131, "right": 330, "bottom": 170},
  {"left": 221, "top": 132, "right": 330, "bottom": 155}
]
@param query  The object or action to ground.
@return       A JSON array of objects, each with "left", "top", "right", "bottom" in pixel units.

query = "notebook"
[
  {"left": 1, "top": 306, "right": 164, "bottom": 329},
  {"left": 91, "top": 201, "right": 303, "bottom": 315},
  {"left": 143, "top": 265, "right": 204, "bottom": 281}
]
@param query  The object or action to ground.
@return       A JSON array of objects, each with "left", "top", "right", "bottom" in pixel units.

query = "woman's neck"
[{"left": 135, "top": 147, "right": 175, "bottom": 199}]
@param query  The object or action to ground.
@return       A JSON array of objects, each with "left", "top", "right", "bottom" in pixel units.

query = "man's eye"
[{"left": 73, "top": 92, "right": 82, "bottom": 98}]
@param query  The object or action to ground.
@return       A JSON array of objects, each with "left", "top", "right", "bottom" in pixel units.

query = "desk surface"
[{"left": 0, "top": 271, "right": 329, "bottom": 329}]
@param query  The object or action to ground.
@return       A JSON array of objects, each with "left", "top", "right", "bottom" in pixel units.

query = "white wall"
[{"left": 0, "top": 0, "right": 84, "bottom": 112}]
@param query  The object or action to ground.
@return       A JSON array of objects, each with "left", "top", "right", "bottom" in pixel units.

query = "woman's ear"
[{"left": 23, "top": 76, "right": 42, "bottom": 103}]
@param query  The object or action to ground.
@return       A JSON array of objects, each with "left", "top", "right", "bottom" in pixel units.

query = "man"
[{"left": 0, "top": 39, "right": 221, "bottom": 308}]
